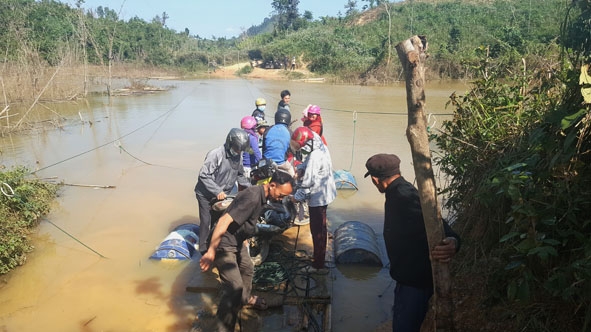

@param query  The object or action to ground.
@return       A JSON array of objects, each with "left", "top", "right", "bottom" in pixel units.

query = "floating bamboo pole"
[{"left": 62, "top": 183, "right": 116, "bottom": 189}]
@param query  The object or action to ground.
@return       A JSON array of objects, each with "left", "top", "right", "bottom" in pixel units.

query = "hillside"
[{"left": 244, "top": 0, "right": 566, "bottom": 83}]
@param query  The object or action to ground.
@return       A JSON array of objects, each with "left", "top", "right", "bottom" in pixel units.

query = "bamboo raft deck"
[{"left": 187, "top": 222, "right": 334, "bottom": 332}]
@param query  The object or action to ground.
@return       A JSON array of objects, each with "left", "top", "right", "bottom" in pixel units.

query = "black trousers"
[
  {"left": 214, "top": 245, "right": 254, "bottom": 330},
  {"left": 196, "top": 191, "right": 223, "bottom": 253}
]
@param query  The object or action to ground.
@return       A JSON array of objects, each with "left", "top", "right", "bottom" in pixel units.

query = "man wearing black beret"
[{"left": 365, "top": 153, "right": 460, "bottom": 332}]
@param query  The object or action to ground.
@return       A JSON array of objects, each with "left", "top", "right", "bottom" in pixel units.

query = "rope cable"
[
  {"left": 348, "top": 111, "right": 358, "bottom": 171},
  {"left": 44, "top": 218, "right": 108, "bottom": 259},
  {"left": 113, "top": 141, "right": 195, "bottom": 171},
  {"left": 32, "top": 88, "right": 193, "bottom": 174},
  {"left": 250, "top": 80, "right": 455, "bottom": 116},
  {"left": 141, "top": 87, "right": 197, "bottom": 147}
]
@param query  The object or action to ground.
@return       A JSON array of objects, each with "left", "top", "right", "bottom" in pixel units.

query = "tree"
[
  {"left": 303, "top": 10, "right": 313, "bottom": 21},
  {"left": 361, "top": 0, "right": 383, "bottom": 10},
  {"left": 384, "top": 1, "right": 392, "bottom": 65},
  {"left": 75, "top": 0, "right": 89, "bottom": 96},
  {"left": 562, "top": 0, "right": 591, "bottom": 63},
  {"left": 95, "top": 6, "right": 117, "bottom": 20},
  {"left": 161, "top": 11, "right": 169, "bottom": 27},
  {"left": 271, "top": 0, "right": 300, "bottom": 33},
  {"left": 26, "top": 0, "right": 76, "bottom": 65},
  {"left": 396, "top": 35, "right": 455, "bottom": 332},
  {"left": 0, "top": 0, "right": 34, "bottom": 61},
  {"left": 345, "top": 0, "right": 358, "bottom": 16},
  {"left": 447, "top": 26, "right": 460, "bottom": 54}
]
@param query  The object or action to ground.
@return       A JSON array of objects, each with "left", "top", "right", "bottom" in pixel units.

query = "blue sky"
[{"left": 68, "top": 0, "right": 352, "bottom": 38}]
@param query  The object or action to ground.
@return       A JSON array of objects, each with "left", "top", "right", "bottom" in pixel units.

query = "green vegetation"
[
  {"left": 433, "top": 1, "right": 591, "bottom": 330},
  {"left": 1, "top": 0, "right": 590, "bottom": 329},
  {"left": 0, "top": 0, "right": 241, "bottom": 80},
  {"left": 236, "top": 64, "right": 254, "bottom": 76},
  {"left": 0, "top": 0, "right": 570, "bottom": 89},
  {"left": 0, "top": 167, "right": 58, "bottom": 274}
]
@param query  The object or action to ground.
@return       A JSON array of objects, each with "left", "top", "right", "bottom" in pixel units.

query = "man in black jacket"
[{"left": 365, "top": 153, "right": 460, "bottom": 332}]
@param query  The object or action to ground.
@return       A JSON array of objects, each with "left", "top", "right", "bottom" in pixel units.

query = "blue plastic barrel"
[
  {"left": 149, "top": 224, "right": 200, "bottom": 260},
  {"left": 334, "top": 221, "right": 382, "bottom": 266}
]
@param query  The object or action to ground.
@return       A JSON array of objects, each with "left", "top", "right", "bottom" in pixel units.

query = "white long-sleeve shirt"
[{"left": 294, "top": 133, "right": 336, "bottom": 207}]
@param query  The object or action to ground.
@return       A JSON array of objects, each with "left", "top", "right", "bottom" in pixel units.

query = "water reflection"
[
  {"left": 336, "top": 264, "right": 383, "bottom": 281},
  {"left": 0, "top": 78, "right": 465, "bottom": 331}
]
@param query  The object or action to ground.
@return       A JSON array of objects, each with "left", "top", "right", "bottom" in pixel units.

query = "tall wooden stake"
[{"left": 395, "top": 35, "right": 455, "bottom": 331}]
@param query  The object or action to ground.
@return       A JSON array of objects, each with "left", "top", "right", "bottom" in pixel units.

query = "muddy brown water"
[{"left": 0, "top": 78, "right": 469, "bottom": 331}]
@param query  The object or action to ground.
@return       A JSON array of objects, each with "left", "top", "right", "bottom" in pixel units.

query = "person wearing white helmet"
[
  {"left": 194, "top": 128, "right": 251, "bottom": 254},
  {"left": 251, "top": 98, "right": 267, "bottom": 123}
]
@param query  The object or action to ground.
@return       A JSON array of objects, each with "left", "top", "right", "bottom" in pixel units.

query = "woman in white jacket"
[{"left": 290, "top": 127, "right": 337, "bottom": 271}]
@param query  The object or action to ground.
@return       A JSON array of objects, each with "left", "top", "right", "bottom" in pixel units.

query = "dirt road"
[{"left": 205, "top": 62, "right": 314, "bottom": 81}]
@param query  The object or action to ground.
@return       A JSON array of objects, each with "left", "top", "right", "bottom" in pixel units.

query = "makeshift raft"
[{"left": 149, "top": 224, "right": 200, "bottom": 260}]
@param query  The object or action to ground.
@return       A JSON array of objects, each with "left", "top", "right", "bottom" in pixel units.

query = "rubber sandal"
[{"left": 246, "top": 295, "right": 268, "bottom": 310}]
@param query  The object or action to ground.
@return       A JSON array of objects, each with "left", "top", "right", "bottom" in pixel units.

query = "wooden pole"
[{"left": 395, "top": 35, "right": 455, "bottom": 331}]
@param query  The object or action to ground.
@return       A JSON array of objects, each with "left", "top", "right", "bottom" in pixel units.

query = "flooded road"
[{"left": 0, "top": 78, "right": 469, "bottom": 331}]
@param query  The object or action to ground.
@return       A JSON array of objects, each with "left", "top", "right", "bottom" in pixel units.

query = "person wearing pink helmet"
[
  {"left": 240, "top": 115, "right": 262, "bottom": 179},
  {"left": 301, "top": 104, "right": 327, "bottom": 145},
  {"left": 290, "top": 126, "right": 336, "bottom": 272}
]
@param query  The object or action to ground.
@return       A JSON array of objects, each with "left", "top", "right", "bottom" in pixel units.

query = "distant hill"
[{"left": 245, "top": 16, "right": 277, "bottom": 37}]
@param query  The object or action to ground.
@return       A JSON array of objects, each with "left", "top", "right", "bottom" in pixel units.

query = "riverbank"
[
  {"left": 0, "top": 63, "right": 184, "bottom": 105},
  {"left": 0, "top": 167, "right": 58, "bottom": 275},
  {"left": 205, "top": 61, "right": 325, "bottom": 82}
]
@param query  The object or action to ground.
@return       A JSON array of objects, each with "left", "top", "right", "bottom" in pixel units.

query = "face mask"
[
  {"left": 258, "top": 105, "right": 266, "bottom": 111},
  {"left": 301, "top": 142, "right": 313, "bottom": 155}
]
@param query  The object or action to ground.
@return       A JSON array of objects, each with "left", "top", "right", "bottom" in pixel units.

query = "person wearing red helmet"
[
  {"left": 240, "top": 115, "right": 262, "bottom": 179},
  {"left": 302, "top": 104, "right": 327, "bottom": 146},
  {"left": 290, "top": 126, "right": 336, "bottom": 272}
]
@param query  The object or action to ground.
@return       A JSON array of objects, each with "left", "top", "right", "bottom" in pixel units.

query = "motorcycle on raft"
[{"left": 210, "top": 158, "right": 304, "bottom": 266}]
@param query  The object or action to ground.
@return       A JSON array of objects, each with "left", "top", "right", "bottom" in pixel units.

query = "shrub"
[
  {"left": 434, "top": 55, "right": 591, "bottom": 329},
  {"left": 0, "top": 167, "right": 58, "bottom": 274},
  {"left": 236, "top": 64, "right": 253, "bottom": 76}
]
